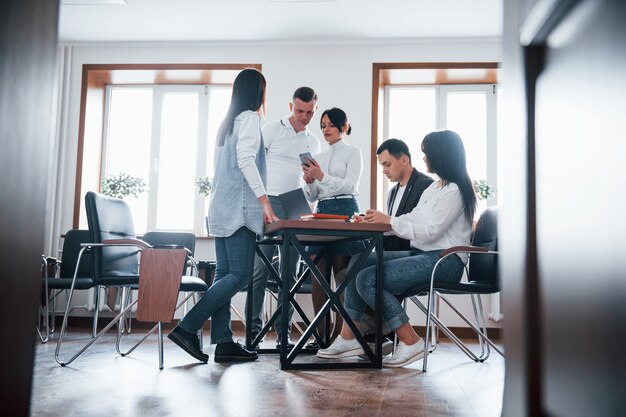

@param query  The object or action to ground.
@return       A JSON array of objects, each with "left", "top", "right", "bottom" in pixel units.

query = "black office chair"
[
  {"left": 38, "top": 230, "right": 96, "bottom": 343},
  {"left": 409, "top": 206, "right": 504, "bottom": 372},
  {"left": 55, "top": 192, "right": 207, "bottom": 369}
]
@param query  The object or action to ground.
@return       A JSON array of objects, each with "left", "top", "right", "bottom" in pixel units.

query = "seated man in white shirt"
[{"left": 245, "top": 87, "right": 321, "bottom": 349}]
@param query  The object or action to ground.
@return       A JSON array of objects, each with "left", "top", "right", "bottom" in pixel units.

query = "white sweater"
[{"left": 304, "top": 139, "right": 362, "bottom": 201}]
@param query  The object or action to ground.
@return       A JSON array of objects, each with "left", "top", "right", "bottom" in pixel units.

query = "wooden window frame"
[
  {"left": 73, "top": 63, "right": 261, "bottom": 228},
  {"left": 370, "top": 62, "right": 499, "bottom": 209}
]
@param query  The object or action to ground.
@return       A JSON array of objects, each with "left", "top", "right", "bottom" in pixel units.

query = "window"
[
  {"left": 73, "top": 64, "right": 259, "bottom": 233},
  {"left": 102, "top": 84, "right": 232, "bottom": 234},
  {"left": 383, "top": 84, "right": 497, "bottom": 216},
  {"left": 371, "top": 63, "right": 499, "bottom": 215}
]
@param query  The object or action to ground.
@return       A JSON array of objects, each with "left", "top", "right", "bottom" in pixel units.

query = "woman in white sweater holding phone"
[{"left": 301, "top": 107, "right": 364, "bottom": 341}]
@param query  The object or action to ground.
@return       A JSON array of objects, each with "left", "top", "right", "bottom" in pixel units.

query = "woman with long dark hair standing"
[
  {"left": 168, "top": 68, "right": 278, "bottom": 363},
  {"left": 317, "top": 130, "right": 476, "bottom": 368}
]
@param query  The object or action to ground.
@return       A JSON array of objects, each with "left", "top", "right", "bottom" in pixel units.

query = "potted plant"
[
  {"left": 100, "top": 173, "right": 147, "bottom": 199},
  {"left": 195, "top": 176, "right": 213, "bottom": 197},
  {"left": 196, "top": 176, "right": 213, "bottom": 235},
  {"left": 473, "top": 179, "right": 496, "bottom": 201}
]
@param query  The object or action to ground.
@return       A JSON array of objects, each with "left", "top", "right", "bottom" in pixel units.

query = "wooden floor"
[{"left": 31, "top": 329, "right": 504, "bottom": 417}]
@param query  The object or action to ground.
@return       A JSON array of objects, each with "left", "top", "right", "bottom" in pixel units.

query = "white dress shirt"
[
  {"left": 263, "top": 117, "right": 320, "bottom": 196},
  {"left": 390, "top": 181, "right": 472, "bottom": 263},
  {"left": 235, "top": 110, "right": 266, "bottom": 198},
  {"left": 304, "top": 139, "right": 362, "bottom": 201}
]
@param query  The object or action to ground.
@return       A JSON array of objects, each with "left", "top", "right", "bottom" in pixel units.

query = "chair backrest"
[
  {"left": 143, "top": 231, "right": 195, "bottom": 256},
  {"left": 468, "top": 206, "right": 498, "bottom": 288},
  {"left": 59, "top": 230, "right": 93, "bottom": 279},
  {"left": 85, "top": 191, "right": 139, "bottom": 282}
]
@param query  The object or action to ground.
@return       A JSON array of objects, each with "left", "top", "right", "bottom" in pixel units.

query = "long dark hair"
[
  {"left": 320, "top": 107, "right": 352, "bottom": 135},
  {"left": 422, "top": 130, "right": 476, "bottom": 223},
  {"left": 217, "top": 68, "right": 266, "bottom": 146}
]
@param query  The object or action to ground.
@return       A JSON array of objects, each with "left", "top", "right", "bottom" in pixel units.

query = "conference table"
[{"left": 246, "top": 219, "right": 391, "bottom": 370}]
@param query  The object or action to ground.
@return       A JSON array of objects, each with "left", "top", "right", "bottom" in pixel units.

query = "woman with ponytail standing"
[{"left": 168, "top": 68, "right": 278, "bottom": 364}]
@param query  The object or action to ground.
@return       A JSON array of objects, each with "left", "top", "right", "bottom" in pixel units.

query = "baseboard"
[{"left": 55, "top": 317, "right": 503, "bottom": 341}]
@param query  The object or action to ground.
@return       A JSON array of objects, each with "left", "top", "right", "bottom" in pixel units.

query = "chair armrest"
[
  {"left": 103, "top": 238, "right": 152, "bottom": 249},
  {"left": 439, "top": 245, "right": 489, "bottom": 258},
  {"left": 81, "top": 238, "right": 152, "bottom": 250}
]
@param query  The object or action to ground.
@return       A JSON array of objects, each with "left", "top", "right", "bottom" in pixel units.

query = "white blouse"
[
  {"left": 390, "top": 181, "right": 472, "bottom": 262},
  {"left": 304, "top": 140, "right": 362, "bottom": 202}
]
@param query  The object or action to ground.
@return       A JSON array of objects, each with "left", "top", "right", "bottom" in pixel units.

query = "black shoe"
[
  {"left": 214, "top": 341, "right": 258, "bottom": 363},
  {"left": 275, "top": 337, "right": 295, "bottom": 350},
  {"left": 167, "top": 326, "right": 208, "bottom": 363},
  {"left": 305, "top": 341, "right": 321, "bottom": 350}
]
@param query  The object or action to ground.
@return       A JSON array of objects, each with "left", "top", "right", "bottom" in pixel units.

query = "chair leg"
[
  {"left": 92, "top": 286, "right": 100, "bottom": 338},
  {"left": 410, "top": 296, "right": 481, "bottom": 362},
  {"left": 115, "top": 292, "right": 196, "bottom": 367},
  {"left": 51, "top": 293, "right": 57, "bottom": 334},
  {"left": 436, "top": 293, "right": 504, "bottom": 358},
  {"left": 158, "top": 322, "right": 164, "bottom": 370},
  {"left": 471, "top": 294, "right": 488, "bottom": 360},
  {"left": 56, "top": 282, "right": 138, "bottom": 367}
]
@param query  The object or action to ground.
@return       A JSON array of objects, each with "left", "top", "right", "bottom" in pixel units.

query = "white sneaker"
[
  {"left": 358, "top": 338, "right": 394, "bottom": 360},
  {"left": 316, "top": 335, "right": 364, "bottom": 359},
  {"left": 382, "top": 339, "right": 425, "bottom": 368}
]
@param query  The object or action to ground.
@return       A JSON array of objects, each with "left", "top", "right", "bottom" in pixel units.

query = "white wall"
[{"left": 52, "top": 37, "right": 503, "bottom": 331}]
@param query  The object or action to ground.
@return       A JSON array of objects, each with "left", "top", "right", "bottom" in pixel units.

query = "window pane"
[
  {"left": 105, "top": 88, "right": 152, "bottom": 233},
  {"left": 387, "top": 87, "right": 436, "bottom": 174},
  {"left": 156, "top": 92, "right": 199, "bottom": 230},
  {"left": 446, "top": 92, "right": 487, "bottom": 180},
  {"left": 206, "top": 87, "right": 232, "bottom": 177},
  {"left": 446, "top": 92, "right": 487, "bottom": 214}
]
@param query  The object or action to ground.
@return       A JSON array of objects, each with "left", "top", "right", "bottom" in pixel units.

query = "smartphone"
[{"left": 299, "top": 152, "right": 314, "bottom": 167}]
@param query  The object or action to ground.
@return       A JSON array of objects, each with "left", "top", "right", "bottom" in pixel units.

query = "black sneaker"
[
  {"left": 167, "top": 326, "right": 208, "bottom": 363},
  {"left": 214, "top": 341, "right": 258, "bottom": 363},
  {"left": 275, "top": 337, "right": 295, "bottom": 350}
]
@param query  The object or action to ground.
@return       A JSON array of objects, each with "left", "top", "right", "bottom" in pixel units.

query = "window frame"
[
  {"left": 73, "top": 64, "right": 261, "bottom": 235},
  {"left": 370, "top": 62, "right": 499, "bottom": 209}
]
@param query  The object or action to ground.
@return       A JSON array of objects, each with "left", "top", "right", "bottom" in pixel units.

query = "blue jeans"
[
  {"left": 179, "top": 226, "right": 256, "bottom": 344},
  {"left": 344, "top": 249, "right": 465, "bottom": 331},
  {"left": 246, "top": 196, "right": 299, "bottom": 337}
]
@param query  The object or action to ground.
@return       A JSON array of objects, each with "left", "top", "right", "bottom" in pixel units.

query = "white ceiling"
[{"left": 58, "top": 0, "right": 503, "bottom": 43}]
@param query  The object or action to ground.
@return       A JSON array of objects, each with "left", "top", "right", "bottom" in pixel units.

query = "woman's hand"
[
  {"left": 259, "top": 195, "right": 279, "bottom": 224},
  {"left": 351, "top": 212, "right": 365, "bottom": 223},
  {"left": 362, "top": 209, "right": 391, "bottom": 224},
  {"left": 302, "top": 158, "right": 324, "bottom": 182},
  {"left": 303, "top": 172, "right": 316, "bottom": 184}
]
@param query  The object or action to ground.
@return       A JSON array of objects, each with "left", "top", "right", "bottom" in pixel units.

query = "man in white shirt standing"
[{"left": 246, "top": 87, "right": 321, "bottom": 349}]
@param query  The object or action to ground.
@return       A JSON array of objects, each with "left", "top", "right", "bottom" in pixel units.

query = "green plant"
[
  {"left": 473, "top": 179, "right": 496, "bottom": 201},
  {"left": 100, "top": 173, "right": 147, "bottom": 199},
  {"left": 196, "top": 176, "right": 213, "bottom": 197}
]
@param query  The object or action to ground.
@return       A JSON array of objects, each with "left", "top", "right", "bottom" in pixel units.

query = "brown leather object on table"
[{"left": 136, "top": 248, "right": 186, "bottom": 323}]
